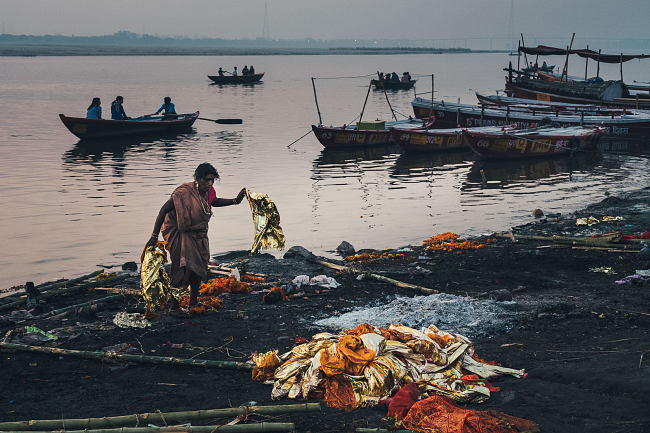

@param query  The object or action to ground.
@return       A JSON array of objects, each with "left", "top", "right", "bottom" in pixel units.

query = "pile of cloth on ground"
[{"left": 252, "top": 323, "right": 525, "bottom": 411}]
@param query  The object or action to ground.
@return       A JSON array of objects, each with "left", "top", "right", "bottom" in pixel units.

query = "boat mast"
[{"left": 311, "top": 77, "right": 322, "bottom": 126}]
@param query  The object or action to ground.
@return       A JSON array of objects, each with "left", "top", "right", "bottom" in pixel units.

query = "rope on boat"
[
  {"left": 313, "top": 74, "right": 376, "bottom": 80},
  {"left": 287, "top": 129, "right": 313, "bottom": 148}
]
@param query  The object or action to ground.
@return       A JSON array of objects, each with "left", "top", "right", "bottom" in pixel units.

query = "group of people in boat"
[
  {"left": 86, "top": 96, "right": 177, "bottom": 120},
  {"left": 378, "top": 71, "right": 412, "bottom": 83},
  {"left": 217, "top": 65, "right": 256, "bottom": 77}
]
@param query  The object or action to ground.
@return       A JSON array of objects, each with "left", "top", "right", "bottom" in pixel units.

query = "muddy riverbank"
[{"left": 1, "top": 187, "right": 649, "bottom": 433}]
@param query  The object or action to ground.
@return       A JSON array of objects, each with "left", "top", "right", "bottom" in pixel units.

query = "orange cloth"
[
  {"left": 251, "top": 351, "right": 282, "bottom": 382},
  {"left": 388, "top": 383, "right": 420, "bottom": 419},
  {"left": 318, "top": 375, "right": 357, "bottom": 412},
  {"left": 320, "top": 335, "right": 376, "bottom": 376},
  {"left": 346, "top": 323, "right": 380, "bottom": 336},
  {"left": 399, "top": 395, "right": 539, "bottom": 433}
]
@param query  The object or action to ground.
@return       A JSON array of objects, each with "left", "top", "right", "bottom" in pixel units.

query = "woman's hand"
[
  {"left": 235, "top": 188, "right": 247, "bottom": 204},
  {"left": 146, "top": 234, "right": 158, "bottom": 248}
]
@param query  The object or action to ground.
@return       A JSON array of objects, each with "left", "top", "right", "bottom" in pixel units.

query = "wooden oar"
[{"left": 198, "top": 117, "right": 243, "bottom": 124}]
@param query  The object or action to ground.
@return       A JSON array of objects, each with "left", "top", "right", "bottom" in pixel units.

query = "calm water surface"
[{"left": 1, "top": 54, "right": 648, "bottom": 287}]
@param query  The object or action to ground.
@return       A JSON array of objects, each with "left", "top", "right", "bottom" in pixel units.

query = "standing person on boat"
[
  {"left": 242, "top": 65, "right": 249, "bottom": 76},
  {"left": 146, "top": 163, "right": 247, "bottom": 308},
  {"left": 154, "top": 97, "right": 176, "bottom": 115},
  {"left": 232, "top": 66, "right": 238, "bottom": 76},
  {"left": 249, "top": 65, "right": 255, "bottom": 75},
  {"left": 110, "top": 96, "right": 129, "bottom": 120},
  {"left": 86, "top": 97, "right": 102, "bottom": 119},
  {"left": 378, "top": 72, "right": 384, "bottom": 81},
  {"left": 218, "top": 67, "right": 225, "bottom": 76}
]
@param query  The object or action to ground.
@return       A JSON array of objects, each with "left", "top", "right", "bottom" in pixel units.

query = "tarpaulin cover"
[
  {"left": 140, "top": 241, "right": 171, "bottom": 310},
  {"left": 245, "top": 189, "right": 285, "bottom": 254},
  {"left": 398, "top": 395, "right": 539, "bottom": 433},
  {"left": 252, "top": 323, "right": 525, "bottom": 411},
  {"left": 518, "top": 45, "right": 650, "bottom": 63}
]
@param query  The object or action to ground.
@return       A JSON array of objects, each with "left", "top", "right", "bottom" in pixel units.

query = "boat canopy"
[{"left": 518, "top": 45, "right": 650, "bottom": 63}]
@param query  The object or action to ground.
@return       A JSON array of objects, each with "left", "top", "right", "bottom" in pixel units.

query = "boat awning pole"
[
  {"left": 584, "top": 45, "right": 589, "bottom": 80},
  {"left": 517, "top": 40, "right": 521, "bottom": 71},
  {"left": 382, "top": 87, "right": 397, "bottom": 121},
  {"left": 521, "top": 34, "right": 528, "bottom": 66},
  {"left": 597, "top": 49, "right": 601, "bottom": 78},
  {"left": 620, "top": 53, "right": 624, "bottom": 81},
  {"left": 359, "top": 83, "right": 372, "bottom": 123},
  {"left": 431, "top": 74, "right": 435, "bottom": 112},
  {"left": 311, "top": 77, "right": 323, "bottom": 126}
]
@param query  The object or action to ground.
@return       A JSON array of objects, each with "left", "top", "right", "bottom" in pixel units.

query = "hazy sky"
[{"left": 1, "top": 0, "right": 649, "bottom": 42}]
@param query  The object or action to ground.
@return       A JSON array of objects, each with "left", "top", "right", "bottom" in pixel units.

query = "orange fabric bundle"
[
  {"left": 262, "top": 286, "right": 288, "bottom": 303},
  {"left": 346, "top": 323, "right": 380, "bottom": 336},
  {"left": 379, "top": 327, "right": 416, "bottom": 343},
  {"left": 251, "top": 351, "right": 282, "bottom": 382},
  {"left": 399, "top": 395, "right": 539, "bottom": 433},
  {"left": 320, "top": 335, "right": 376, "bottom": 376},
  {"left": 318, "top": 375, "right": 357, "bottom": 412},
  {"left": 199, "top": 276, "right": 251, "bottom": 295}
]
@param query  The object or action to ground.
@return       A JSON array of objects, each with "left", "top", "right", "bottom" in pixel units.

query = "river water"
[{"left": 0, "top": 53, "right": 648, "bottom": 288}]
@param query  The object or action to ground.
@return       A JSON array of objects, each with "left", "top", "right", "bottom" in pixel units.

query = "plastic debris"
[
  {"left": 589, "top": 267, "right": 617, "bottom": 275},
  {"left": 24, "top": 326, "right": 58, "bottom": 341},
  {"left": 113, "top": 312, "right": 152, "bottom": 328},
  {"left": 292, "top": 275, "right": 340, "bottom": 289},
  {"left": 636, "top": 270, "right": 650, "bottom": 277},
  {"left": 614, "top": 274, "right": 646, "bottom": 285},
  {"left": 576, "top": 216, "right": 600, "bottom": 226},
  {"left": 140, "top": 241, "right": 171, "bottom": 311}
]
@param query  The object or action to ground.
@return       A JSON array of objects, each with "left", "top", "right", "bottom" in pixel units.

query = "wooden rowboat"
[
  {"left": 59, "top": 112, "right": 199, "bottom": 140},
  {"left": 207, "top": 73, "right": 264, "bottom": 84},
  {"left": 371, "top": 79, "right": 416, "bottom": 90},
  {"left": 312, "top": 118, "right": 428, "bottom": 149},
  {"left": 463, "top": 125, "right": 605, "bottom": 159},
  {"left": 390, "top": 126, "right": 508, "bottom": 152}
]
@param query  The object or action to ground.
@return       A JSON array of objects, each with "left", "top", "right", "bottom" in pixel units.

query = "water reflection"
[
  {"left": 462, "top": 153, "right": 604, "bottom": 191},
  {"left": 311, "top": 145, "right": 401, "bottom": 180},
  {"left": 390, "top": 150, "right": 474, "bottom": 183}
]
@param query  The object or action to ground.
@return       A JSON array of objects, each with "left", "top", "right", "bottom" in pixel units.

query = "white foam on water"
[{"left": 313, "top": 293, "right": 519, "bottom": 337}]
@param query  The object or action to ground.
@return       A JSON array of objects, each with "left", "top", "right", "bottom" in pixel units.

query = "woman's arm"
[
  {"left": 146, "top": 198, "right": 174, "bottom": 246},
  {"left": 211, "top": 188, "right": 247, "bottom": 207}
]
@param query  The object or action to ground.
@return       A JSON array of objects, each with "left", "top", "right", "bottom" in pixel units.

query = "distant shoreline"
[{"left": 0, "top": 44, "right": 506, "bottom": 57}]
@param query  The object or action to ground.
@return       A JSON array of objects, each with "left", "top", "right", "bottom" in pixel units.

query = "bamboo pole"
[
  {"left": 91, "top": 287, "right": 142, "bottom": 295},
  {"left": 381, "top": 86, "right": 397, "bottom": 121},
  {"left": 358, "top": 83, "right": 372, "bottom": 123},
  {"left": 0, "top": 404, "right": 319, "bottom": 431},
  {"left": 597, "top": 49, "right": 601, "bottom": 78},
  {"left": 309, "top": 258, "right": 438, "bottom": 295},
  {"left": 0, "top": 342, "right": 254, "bottom": 370},
  {"left": 0, "top": 271, "right": 108, "bottom": 312},
  {"left": 311, "top": 77, "right": 322, "bottom": 126},
  {"left": 520, "top": 34, "right": 528, "bottom": 67},
  {"left": 0, "top": 270, "right": 104, "bottom": 306},
  {"left": 494, "top": 233, "right": 642, "bottom": 250},
  {"left": 0, "top": 423, "right": 295, "bottom": 433},
  {"left": 584, "top": 45, "right": 589, "bottom": 80}
]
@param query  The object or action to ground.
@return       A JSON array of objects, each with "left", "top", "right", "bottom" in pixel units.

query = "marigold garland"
[
  {"left": 241, "top": 274, "right": 266, "bottom": 283},
  {"left": 423, "top": 232, "right": 497, "bottom": 253},
  {"left": 178, "top": 295, "right": 224, "bottom": 311},
  {"left": 345, "top": 252, "right": 405, "bottom": 262},
  {"left": 199, "top": 276, "right": 251, "bottom": 294}
]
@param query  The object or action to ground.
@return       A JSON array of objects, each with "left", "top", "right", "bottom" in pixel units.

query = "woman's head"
[
  {"left": 194, "top": 163, "right": 219, "bottom": 192},
  {"left": 88, "top": 97, "right": 101, "bottom": 110}
]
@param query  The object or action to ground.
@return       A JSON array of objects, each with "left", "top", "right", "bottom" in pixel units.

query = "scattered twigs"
[
  {"left": 495, "top": 233, "right": 642, "bottom": 252},
  {"left": 0, "top": 342, "right": 255, "bottom": 371},
  {"left": 0, "top": 404, "right": 319, "bottom": 430},
  {"left": 0, "top": 423, "right": 296, "bottom": 433},
  {"left": 0, "top": 271, "right": 104, "bottom": 307},
  {"left": 356, "top": 429, "right": 419, "bottom": 433}
]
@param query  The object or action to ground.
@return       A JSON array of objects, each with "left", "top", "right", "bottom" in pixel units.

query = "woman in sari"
[{"left": 146, "top": 163, "right": 246, "bottom": 307}]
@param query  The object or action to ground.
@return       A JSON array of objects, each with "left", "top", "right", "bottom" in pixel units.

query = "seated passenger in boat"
[
  {"left": 218, "top": 67, "right": 225, "bottom": 76},
  {"left": 378, "top": 72, "right": 384, "bottom": 81},
  {"left": 401, "top": 72, "right": 409, "bottom": 83},
  {"left": 391, "top": 72, "right": 399, "bottom": 82},
  {"left": 232, "top": 66, "right": 238, "bottom": 76},
  {"left": 242, "top": 65, "right": 249, "bottom": 76},
  {"left": 155, "top": 97, "right": 177, "bottom": 115},
  {"left": 249, "top": 65, "right": 255, "bottom": 75},
  {"left": 111, "top": 96, "right": 129, "bottom": 120},
  {"left": 86, "top": 97, "right": 102, "bottom": 119}
]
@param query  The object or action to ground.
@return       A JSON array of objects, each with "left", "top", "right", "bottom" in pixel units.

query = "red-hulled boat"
[
  {"left": 463, "top": 125, "right": 605, "bottom": 159},
  {"left": 390, "top": 126, "right": 513, "bottom": 152},
  {"left": 59, "top": 112, "right": 199, "bottom": 139},
  {"left": 312, "top": 118, "right": 428, "bottom": 149}
]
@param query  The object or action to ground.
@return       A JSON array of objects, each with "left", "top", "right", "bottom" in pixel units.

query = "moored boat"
[
  {"left": 391, "top": 126, "right": 517, "bottom": 152},
  {"left": 371, "top": 79, "right": 416, "bottom": 90},
  {"left": 207, "top": 73, "right": 264, "bottom": 84},
  {"left": 312, "top": 118, "right": 428, "bottom": 149},
  {"left": 411, "top": 97, "right": 650, "bottom": 137},
  {"left": 59, "top": 112, "right": 199, "bottom": 140},
  {"left": 463, "top": 125, "right": 605, "bottom": 159}
]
